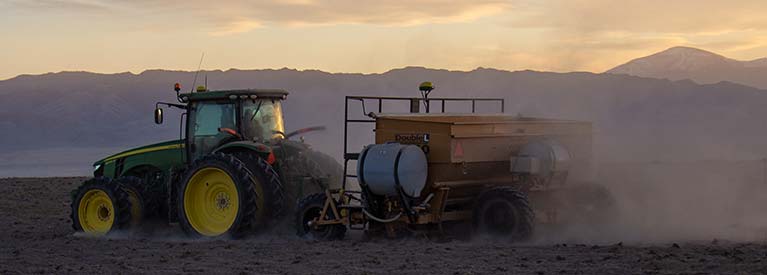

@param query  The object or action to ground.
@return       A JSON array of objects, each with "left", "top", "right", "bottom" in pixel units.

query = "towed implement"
[
  {"left": 297, "top": 83, "right": 610, "bottom": 240},
  {"left": 71, "top": 84, "right": 341, "bottom": 237}
]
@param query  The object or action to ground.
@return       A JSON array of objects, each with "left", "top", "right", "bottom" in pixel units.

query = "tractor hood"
[{"left": 93, "top": 140, "right": 184, "bottom": 167}]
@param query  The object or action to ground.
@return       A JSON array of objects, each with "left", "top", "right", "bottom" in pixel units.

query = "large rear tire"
[
  {"left": 295, "top": 193, "right": 346, "bottom": 241},
  {"left": 71, "top": 178, "right": 132, "bottom": 236},
  {"left": 278, "top": 140, "right": 343, "bottom": 200},
  {"left": 177, "top": 153, "right": 258, "bottom": 238},
  {"left": 231, "top": 152, "right": 286, "bottom": 227},
  {"left": 473, "top": 186, "right": 534, "bottom": 241}
]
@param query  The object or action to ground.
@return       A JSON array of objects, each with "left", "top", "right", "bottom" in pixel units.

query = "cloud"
[
  {"left": 507, "top": 0, "right": 767, "bottom": 34},
  {"left": 4, "top": 0, "right": 511, "bottom": 36},
  {"left": 12, "top": 0, "right": 509, "bottom": 34},
  {"left": 2, "top": 0, "right": 111, "bottom": 12},
  {"left": 204, "top": 1, "right": 507, "bottom": 26},
  {"left": 208, "top": 19, "right": 263, "bottom": 36}
]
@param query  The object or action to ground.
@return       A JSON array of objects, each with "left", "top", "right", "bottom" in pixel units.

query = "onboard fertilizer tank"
[
  {"left": 514, "top": 138, "right": 571, "bottom": 176},
  {"left": 357, "top": 143, "right": 428, "bottom": 197}
]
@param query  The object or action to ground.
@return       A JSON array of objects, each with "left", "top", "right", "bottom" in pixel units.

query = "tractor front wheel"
[
  {"left": 177, "top": 153, "right": 258, "bottom": 238},
  {"left": 71, "top": 178, "right": 132, "bottom": 236}
]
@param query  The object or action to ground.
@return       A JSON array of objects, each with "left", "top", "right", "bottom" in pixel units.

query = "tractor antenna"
[{"left": 190, "top": 52, "right": 205, "bottom": 93}]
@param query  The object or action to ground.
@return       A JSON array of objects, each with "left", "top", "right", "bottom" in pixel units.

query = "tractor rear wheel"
[
  {"left": 231, "top": 152, "right": 286, "bottom": 227},
  {"left": 177, "top": 153, "right": 258, "bottom": 238},
  {"left": 71, "top": 178, "right": 132, "bottom": 236},
  {"left": 296, "top": 193, "right": 346, "bottom": 240},
  {"left": 473, "top": 186, "right": 534, "bottom": 241}
]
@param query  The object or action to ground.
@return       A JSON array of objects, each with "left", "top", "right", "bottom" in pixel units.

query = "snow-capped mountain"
[{"left": 607, "top": 46, "right": 767, "bottom": 89}]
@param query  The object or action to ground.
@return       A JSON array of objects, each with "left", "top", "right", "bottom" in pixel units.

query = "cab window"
[{"left": 189, "top": 101, "right": 236, "bottom": 158}]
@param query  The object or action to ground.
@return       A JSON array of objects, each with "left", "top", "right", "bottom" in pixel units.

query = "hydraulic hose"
[{"left": 362, "top": 209, "right": 403, "bottom": 223}]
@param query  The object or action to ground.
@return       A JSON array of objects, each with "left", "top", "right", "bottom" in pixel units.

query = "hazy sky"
[{"left": 1, "top": 0, "right": 766, "bottom": 80}]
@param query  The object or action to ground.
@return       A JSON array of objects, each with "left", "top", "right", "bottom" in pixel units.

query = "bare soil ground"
[{"left": 1, "top": 177, "right": 765, "bottom": 274}]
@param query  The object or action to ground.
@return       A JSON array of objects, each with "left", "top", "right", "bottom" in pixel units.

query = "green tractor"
[{"left": 70, "top": 84, "right": 341, "bottom": 237}]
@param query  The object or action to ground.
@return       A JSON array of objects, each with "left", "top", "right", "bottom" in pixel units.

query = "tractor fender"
[{"left": 213, "top": 141, "right": 273, "bottom": 159}]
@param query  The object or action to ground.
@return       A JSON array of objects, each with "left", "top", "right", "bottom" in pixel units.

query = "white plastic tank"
[
  {"left": 357, "top": 143, "right": 428, "bottom": 197},
  {"left": 516, "top": 138, "right": 571, "bottom": 176}
]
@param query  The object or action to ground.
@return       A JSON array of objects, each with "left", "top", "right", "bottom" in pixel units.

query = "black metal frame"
[{"left": 341, "top": 96, "right": 505, "bottom": 190}]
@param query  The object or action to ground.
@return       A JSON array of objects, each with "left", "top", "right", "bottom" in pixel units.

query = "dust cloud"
[{"left": 540, "top": 159, "right": 767, "bottom": 245}]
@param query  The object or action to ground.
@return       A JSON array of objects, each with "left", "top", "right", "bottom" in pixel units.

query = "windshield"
[{"left": 242, "top": 99, "right": 285, "bottom": 141}]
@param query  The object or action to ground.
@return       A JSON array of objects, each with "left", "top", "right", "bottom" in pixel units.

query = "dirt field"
[{"left": 1, "top": 177, "right": 765, "bottom": 274}]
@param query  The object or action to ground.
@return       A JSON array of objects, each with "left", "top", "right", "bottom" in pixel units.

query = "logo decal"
[
  {"left": 395, "top": 133, "right": 431, "bottom": 154},
  {"left": 395, "top": 133, "right": 430, "bottom": 144}
]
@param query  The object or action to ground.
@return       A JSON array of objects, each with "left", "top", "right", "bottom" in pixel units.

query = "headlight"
[{"left": 93, "top": 164, "right": 102, "bottom": 171}]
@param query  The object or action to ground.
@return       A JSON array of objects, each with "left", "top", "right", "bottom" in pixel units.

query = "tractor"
[{"left": 70, "top": 84, "right": 341, "bottom": 237}]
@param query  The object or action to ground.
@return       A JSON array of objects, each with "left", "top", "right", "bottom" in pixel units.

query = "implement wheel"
[
  {"left": 296, "top": 193, "right": 346, "bottom": 240},
  {"left": 473, "top": 186, "right": 534, "bottom": 241},
  {"left": 178, "top": 153, "right": 258, "bottom": 238},
  {"left": 70, "top": 178, "right": 132, "bottom": 236},
  {"left": 557, "top": 183, "right": 618, "bottom": 225}
]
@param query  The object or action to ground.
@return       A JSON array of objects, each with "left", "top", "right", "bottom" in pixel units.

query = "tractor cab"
[{"left": 155, "top": 86, "right": 288, "bottom": 160}]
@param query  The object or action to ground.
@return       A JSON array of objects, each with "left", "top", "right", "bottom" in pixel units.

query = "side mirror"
[{"left": 154, "top": 107, "right": 164, "bottom": 124}]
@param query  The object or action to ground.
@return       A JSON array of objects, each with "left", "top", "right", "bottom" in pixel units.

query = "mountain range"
[{"left": 2, "top": 47, "right": 767, "bottom": 176}]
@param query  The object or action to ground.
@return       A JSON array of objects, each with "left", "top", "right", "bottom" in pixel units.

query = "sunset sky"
[{"left": 1, "top": 0, "right": 766, "bottom": 80}]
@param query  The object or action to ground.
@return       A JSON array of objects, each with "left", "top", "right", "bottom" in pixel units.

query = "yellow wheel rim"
[
  {"left": 184, "top": 167, "right": 240, "bottom": 236},
  {"left": 78, "top": 189, "right": 114, "bottom": 235}
]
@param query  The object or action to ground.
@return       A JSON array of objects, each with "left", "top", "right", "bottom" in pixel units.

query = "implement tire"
[
  {"left": 71, "top": 177, "right": 132, "bottom": 236},
  {"left": 558, "top": 183, "right": 618, "bottom": 225},
  {"left": 231, "top": 152, "right": 286, "bottom": 227},
  {"left": 296, "top": 193, "right": 346, "bottom": 241},
  {"left": 178, "top": 153, "right": 258, "bottom": 238},
  {"left": 473, "top": 186, "right": 534, "bottom": 241}
]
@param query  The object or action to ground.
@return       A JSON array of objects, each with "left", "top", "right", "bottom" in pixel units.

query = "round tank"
[
  {"left": 357, "top": 143, "right": 428, "bottom": 197},
  {"left": 518, "top": 138, "right": 571, "bottom": 176}
]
